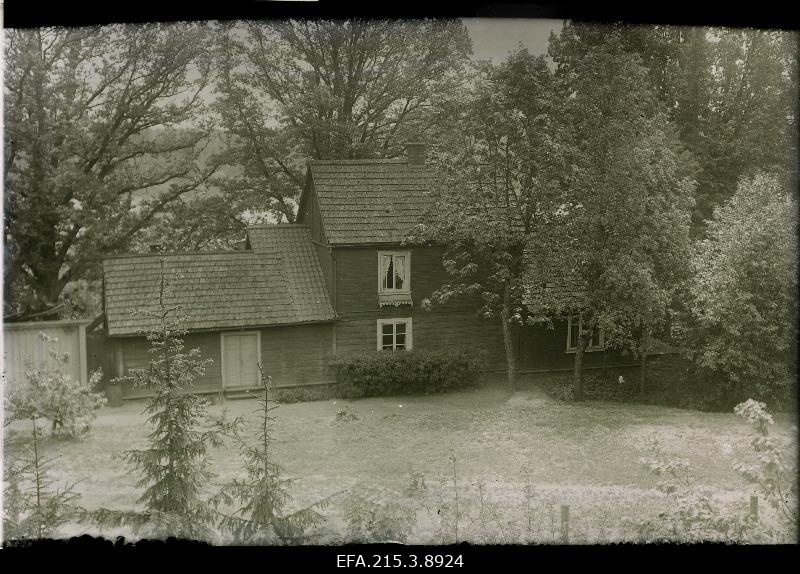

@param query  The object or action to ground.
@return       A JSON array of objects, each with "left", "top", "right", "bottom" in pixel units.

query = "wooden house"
[{"left": 101, "top": 142, "right": 643, "bottom": 400}]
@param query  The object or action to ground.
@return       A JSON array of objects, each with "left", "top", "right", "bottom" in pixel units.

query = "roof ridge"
[
  {"left": 311, "top": 158, "right": 406, "bottom": 165},
  {"left": 103, "top": 249, "right": 252, "bottom": 261},
  {"left": 247, "top": 223, "right": 310, "bottom": 229}
]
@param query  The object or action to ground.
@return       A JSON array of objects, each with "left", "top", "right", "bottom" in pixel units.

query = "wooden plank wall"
[
  {"left": 114, "top": 323, "right": 336, "bottom": 397},
  {"left": 115, "top": 331, "right": 223, "bottom": 397},
  {"left": 2, "top": 321, "right": 88, "bottom": 390},
  {"left": 520, "top": 321, "right": 637, "bottom": 372},
  {"left": 332, "top": 245, "right": 508, "bottom": 369},
  {"left": 261, "top": 323, "right": 334, "bottom": 387}
]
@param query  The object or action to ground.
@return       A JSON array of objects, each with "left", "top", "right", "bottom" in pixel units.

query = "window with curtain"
[
  {"left": 378, "top": 251, "right": 412, "bottom": 306},
  {"left": 379, "top": 252, "right": 409, "bottom": 291}
]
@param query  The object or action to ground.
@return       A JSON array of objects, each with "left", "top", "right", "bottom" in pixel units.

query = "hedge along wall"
[{"left": 331, "top": 348, "right": 487, "bottom": 399}]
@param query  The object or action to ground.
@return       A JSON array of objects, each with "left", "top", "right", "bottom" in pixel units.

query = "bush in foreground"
[{"left": 4, "top": 333, "right": 106, "bottom": 438}]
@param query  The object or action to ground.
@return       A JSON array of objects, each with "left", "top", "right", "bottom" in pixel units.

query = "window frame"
[
  {"left": 376, "top": 318, "right": 413, "bottom": 351},
  {"left": 565, "top": 315, "right": 604, "bottom": 353},
  {"left": 220, "top": 331, "right": 263, "bottom": 389},
  {"left": 377, "top": 251, "right": 412, "bottom": 294}
]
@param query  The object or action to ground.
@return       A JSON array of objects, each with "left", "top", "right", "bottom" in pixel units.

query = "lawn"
[{"left": 4, "top": 384, "right": 796, "bottom": 544}]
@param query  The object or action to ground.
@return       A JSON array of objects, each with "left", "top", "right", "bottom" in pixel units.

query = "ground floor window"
[
  {"left": 377, "top": 318, "right": 413, "bottom": 351},
  {"left": 566, "top": 315, "right": 604, "bottom": 352}
]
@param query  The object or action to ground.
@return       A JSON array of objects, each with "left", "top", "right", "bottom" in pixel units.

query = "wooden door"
[{"left": 222, "top": 332, "right": 260, "bottom": 389}]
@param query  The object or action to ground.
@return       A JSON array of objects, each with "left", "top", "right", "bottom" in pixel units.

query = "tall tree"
[
  {"left": 595, "top": 24, "right": 798, "bottom": 236},
  {"left": 694, "top": 28, "right": 798, "bottom": 234},
  {"left": 212, "top": 19, "right": 472, "bottom": 223},
  {"left": 3, "top": 24, "right": 223, "bottom": 318},
  {"left": 411, "top": 49, "right": 565, "bottom": 390},
  {"left": 547, "top": 24, "right": 696, "bottom": 400},
  {"left": 686, "top": 172, "right": 797, "bottom": 407}
]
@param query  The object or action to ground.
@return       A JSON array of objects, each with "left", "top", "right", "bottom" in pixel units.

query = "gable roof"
[
  {"left": 307, "top": 159, "right": 436, "bottom": 244},
  {"left": 103, "top": 225, "right": 334, "bottom": 336}
]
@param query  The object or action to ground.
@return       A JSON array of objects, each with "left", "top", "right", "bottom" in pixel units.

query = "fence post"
[
  {"left": 750, "top": 495, "right": 758, "bottom": 522},
  {"left": 560, "top": 504, "right": 570, "bottom": 544}
]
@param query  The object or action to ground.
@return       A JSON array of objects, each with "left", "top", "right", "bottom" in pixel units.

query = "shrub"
[
  {"left": 2, "top": 419, "right": 83, "bottom": 541},
  {"left": 331, "top": 349, "right": 486, "bottom": 399},
  {"left": 634, "top": 435, "right": 755, "bottom": 542},
  {"left": 733, "top": 399, "right": 797, "bottom": 532},
  {"left": 684, "top": 172, "right": 796, "bottom": 408},
  {"left": 4, "top": 334, "right": 106, "bottom": 438},
  {"left": 342, "top": 488, "right": 417, "bottom": 543},
  {"left": 276, "top": 387, "right": 317, "bottom": 404},
  {"left": 633, "top": 400, "right": 797, "bottom": 544}
]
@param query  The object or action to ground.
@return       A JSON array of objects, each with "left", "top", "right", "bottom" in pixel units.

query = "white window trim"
[
  {"left": 377, "top": 251, "right": 411, "bottom": 294},
  {"left": 566, "top": 316, "right": 604, "bottom": 353},
  {"left": 220, "top": 331, "right": 263, "bottom": 389},
  {"left": 376, "top": 318, "right": 413, "bottom": 351}
]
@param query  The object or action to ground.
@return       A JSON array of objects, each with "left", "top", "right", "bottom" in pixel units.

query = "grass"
[{"left": 4, "top": 383, "right": 796, "bottom": 544}]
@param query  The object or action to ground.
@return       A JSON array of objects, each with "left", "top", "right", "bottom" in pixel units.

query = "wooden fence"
[{"left": 2, "top": 319, "right": 91, "bottom": 389}]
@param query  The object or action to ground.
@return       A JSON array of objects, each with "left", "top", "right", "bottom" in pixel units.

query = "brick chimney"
[{"left": 405, "top": 140, "right": 427, "bottom": 165}]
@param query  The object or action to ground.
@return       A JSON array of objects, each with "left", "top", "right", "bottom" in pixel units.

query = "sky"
[{"left": 463, "top": 18, "right": 564, "bottom": 62}]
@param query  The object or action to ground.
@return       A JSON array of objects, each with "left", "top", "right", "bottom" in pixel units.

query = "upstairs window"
[
  {"left": 378, "top": 251, "right": 412, "bottom": 306},
  {"left": 377, "top": 318, "right": 413, "bottom": 351},
  {"left": 379, "top": 252, "right": 410, "bottom": 292},
  {"left": 566, "top": 315, "right": 604, "bottom": 352}
]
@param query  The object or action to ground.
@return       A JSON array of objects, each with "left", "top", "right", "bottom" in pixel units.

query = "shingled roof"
[
  {"left": 522, "top": 248, "right": 588, "bottom": 311},
  {"left": 103, "top": 225, "right": 334, "bottom": 336},
  {"left": 308, "top": 159, "right": 436, "bottom": 244}
]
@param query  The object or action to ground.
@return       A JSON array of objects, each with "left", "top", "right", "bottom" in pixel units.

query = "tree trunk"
[
  {"left": 501, "top": 303, "right": 517, "bottom": 392},
  {"left": 640, "top": 328, "right": 648, "bottom": 398},
  {"left": 573, "top": 332, "right": 589, "bottom": 401}
]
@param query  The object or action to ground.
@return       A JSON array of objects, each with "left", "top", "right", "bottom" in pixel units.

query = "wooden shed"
[{"left": 2, "top": 319, "right": 91, "bottom": 389}]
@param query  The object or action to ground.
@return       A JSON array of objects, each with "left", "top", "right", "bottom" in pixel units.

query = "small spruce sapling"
[
  {"left": 91, "top": 259, "right": 235, "bottom": 541},
  {"left": 2, "top": 417, "right": 82, "bottom": 541},
  {"left": 214, "top": 365, "right": 329, "bottom": 544}
]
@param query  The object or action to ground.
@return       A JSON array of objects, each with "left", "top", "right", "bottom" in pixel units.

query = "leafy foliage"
[
  {"left": 2, "top": 419, "right": 82, "bottom": 542},
  {"left": 635, "top": 401, "right": 797, "bottom": 543},
  {"left": 556, "top": 23, "right": 798, "bottom": 237},
  {"left": 4, "top": 333, "right": 106, "bottom": 438},
  {"left": 331, "top": 349, "right": 486, "bottom": 399},
  {"left": 542, "top": 25, "right": 696, "bottom": 398},
  {"left": 3, "top": 25, "right": 224, "bottom": 318},
  {"left": 209, "top": 19, "right": 473, "bottom": 230},
  {"left": 342, "top": 488, "right": 417, "bottom": 544},
  {"left": 733, "top": 399, "right": 797, "bottom": 530},
  {"left": 635, "top": 435, "right": 756, "bottom": 542},
  {"left": 91, "top": 260, "right": 232, "bottom": 540},
  {"left": 214, "top": 367, "right": 328, "bottom": 544},
  {"left": 685, "top": 172, "right": 797, "bottom": 407},
  {"left": 408, "top": 48, "right": 565, "bottom": 390}
]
